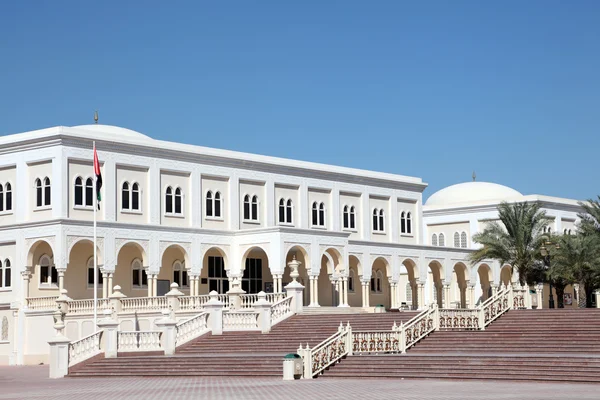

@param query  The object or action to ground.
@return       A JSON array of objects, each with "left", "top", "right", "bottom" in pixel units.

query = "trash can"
[
  {"left": 374, "top": 304, "right": 386, "bottom": 313},
  {"left": 282, "top": 353, "right": 303, "bottom": 380}
]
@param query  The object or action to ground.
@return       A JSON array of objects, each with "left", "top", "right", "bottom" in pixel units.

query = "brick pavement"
[{"left": 0, "top": 366, "right": 598, "bottom": 400}]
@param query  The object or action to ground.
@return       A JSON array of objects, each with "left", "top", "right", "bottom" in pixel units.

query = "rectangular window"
[
  {"left": 244, "top": 202, "right": 250, "bottom": 220},
  {"left": 215, "top": 198, "right": 221, "bottom": 217},
  {"left": 243, "top": 258, "right": 263, "bottom": 294},
  {"left": 206, "top": 197, "right": 213, "bottom": 216},
  {"left": 122, "top": 191, "right": 129, "bottom": 209},
  {"left": 44, "top": 185, "right": 51, "bottom": 206},
  {"left": 312, "top": 208, "right": 318, "bottom": 226},
  {"left": 279, "top": 206, "right": 285, "bottom": 223},
  {"left": 343, "top": 212, "right": 348, "bottom": 229},
  {"left": 401, "top": 219, "right": 406, "bottom": 233},
  {"left": 40, "top": 265, "right": 49, "bottom": 284},
  {"left": 141, "top": 269, "right": 148, "bottom": 286},
  {"left": 132, "top": 190, "right": 140, "bottom": 210},
  {"left": 350, "top": 212, "right": 355, "bottom": 229},
  {"left": 88, "top": 268, "right": 103, "bottom": 285},
  {"left": 132, "top": 269, "right": 139, "bottom": 286},
  {"left": 175, "top": 195, "right": 182, "bottom": 214},
  {"left": 166, "top": 194, "right": 173, "bottom": 213},
  {"left": 6, "top": 191, "right": 11, "bottom": 211},
  {"left": 251, "top": 202, "right": 258, "bottom": 220},
  {"left": 85, "top": 186, "right": 93, "bottom": 206},
  {"left": 37, "top": 188, "right": 43, "bottom": 207}
]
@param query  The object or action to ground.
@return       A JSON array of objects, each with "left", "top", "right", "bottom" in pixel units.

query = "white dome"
[
  {"left": 71, "top": 124, "right": 152, "bottom": 140},
  {"left": 425, "top": 182, "right": 523, "bottom": 207}
]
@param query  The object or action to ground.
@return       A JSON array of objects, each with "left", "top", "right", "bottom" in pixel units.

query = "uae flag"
[{"left": 93, "top": 144, "right": 102, "bottom": 209}]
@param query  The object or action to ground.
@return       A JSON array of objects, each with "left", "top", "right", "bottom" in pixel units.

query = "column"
[
  {"left": 343, "top": 277, "right": 349, "bottom": 306},
  {"left": 536, "top": 283, "right": 544, "bottom": 309},
  {"left": 417, "top": 282, "right": 425, "bottom": 310},
  {"left": 337, "top": 279, "right": 343, "bottom": 306},
  {"left": 390, "top": 282, "right": 397, "bottom": 309},
  {"left": 147, "top": 270, "right": 153, "bottom": 297},
  {"left": 21, "top": 270, "right": 31, "bottom": 303},
  {"left": 57, "top": 270, "right": 65, "bottom": 292},
  {"left": 362, "top": 281, "right": 370, "bottom": 307},
  {"left": 467, "top": 284, "right": 475, "bottom": 309},
  {"left": 443, "top": 284, "right": 451, "bottom": 309},
  {"left": 312, "top": 276, "right": 319, "bottom": 306},
  {"left": 309, "top": 276, "right": 315, "bottom": 306},
  {"left": 153, "top": 275, "right": 158, "bottom": 297},
  {"left": 107, "top": 273, "right": 114, "bottom": 297},
  {"left": 102, "top": 272, "right": 108, "bottom": 299}
]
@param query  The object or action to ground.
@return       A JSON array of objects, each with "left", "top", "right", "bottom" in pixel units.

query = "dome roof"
[
  {"left": 71, "top": 124, "right": 152, "bottom": 140},
  {"left": 425, "top": 182, "right": 523, "bottom": 207}
]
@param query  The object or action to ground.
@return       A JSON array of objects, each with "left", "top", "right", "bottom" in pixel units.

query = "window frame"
[
  {"left": 0, "top": 258, "right": 11, "bottom": 289},
  {"left": 131, "top": 258, "right": 147, "bottom": 289},
  {"left": 173, "top": 260, "right": 188, "bottom": 288},
  {"left": 121, "top": 180, "right": 143, "bottom": 214},
  {"left": 38, "top": 254, "right": 58, "bottom": 288},
  {"left": 86, "top": 257, "right": 104, "bottom": 288}
]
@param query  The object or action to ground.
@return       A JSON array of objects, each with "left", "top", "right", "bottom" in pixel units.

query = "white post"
[
  {"left": 97, "top": 310, "right": 119, "bottom": 358},
  {"left": 204, "top": 291, "right": 224, "bottom": 335},
  {"left": 93, "top": 141, "right": 98, "bottom": 331},
  {"left": 253, "top": 291, "right": 272, "bottom": 333},
  {"left": 155, "top": 310, "right": 177, "bottom": 356}
]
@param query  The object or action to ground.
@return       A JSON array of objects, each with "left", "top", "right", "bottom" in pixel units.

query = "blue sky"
[{"left": 1, "top": 1, "right": 598, "bottom": 200}]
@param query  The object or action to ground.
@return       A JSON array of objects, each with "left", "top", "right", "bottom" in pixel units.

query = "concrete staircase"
[
  {"left": 68, "top": 311, "right": 418, "bottom": 377},
  {"left": 324, "top": 309, "right": 600, "bottom": 383}
]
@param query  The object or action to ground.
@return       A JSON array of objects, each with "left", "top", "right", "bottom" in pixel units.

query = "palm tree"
[
  {"left": 470, "top": 201, "right": 548, "bottom": 286},
  {"left": 579, "top": 196, "right": 600, "bottom": 237},
  {"left": 551, "top": 234, "right": 600, "bottom": 308}
]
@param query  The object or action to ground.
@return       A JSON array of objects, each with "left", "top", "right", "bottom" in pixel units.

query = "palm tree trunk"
[
  {"left": 554, "top": 284, "right": 566, "bottom": 308},
  {"left": 578, "top": 282, "right": 587, "bottom": 308}
]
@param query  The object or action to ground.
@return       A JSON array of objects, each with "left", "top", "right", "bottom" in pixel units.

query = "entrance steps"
[{"left": 68, "top": 312, "right": 418, "bottom": 378}]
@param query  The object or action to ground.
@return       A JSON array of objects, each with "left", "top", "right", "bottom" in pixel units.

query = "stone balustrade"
[
  {"left": 175, "top": 312, "right": 210, "bottom": 347},
  {"left": 222, "top": 311, "right": 260, "bottom": 331},
  {"left": 438, "top": 308, "right": 480, "bottom": 330},
  {"left": 270, "top": 296, "right": 293, "bottom": 326},
  {"left": 120, "top": 296, "right": 169, "bottom": 313},
  {"left": 118, "top": 331, "right": 163, "bottom": 352},
  {"left": 67, "top": 298, "right": 112, "bottom": 315},
  {"left": 26, "top": 296, "right": 59, "bottom": 310},
  {"left": 68, "top": 330, "right": 103, "bottom": 367}
]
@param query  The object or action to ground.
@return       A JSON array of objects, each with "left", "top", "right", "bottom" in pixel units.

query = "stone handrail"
[
  {"left": 403, "top": 304, "right": 438, "bottom": 350},
  {"left": 239, "top": 293, "right": 285, "bottom": 310},
  {"left": 179, "top": 294, "right": 229, "bottom": 311},
  {"left": 270, "top": 296, "right": 293, "bottom": 326},
  {"left": 118, "top": 331, "right": 162, "bottom": 352},
  {"left": 26, "top": 296, "right": 59, "bottom": 310},
  {"left": 352, "top": 330, "right": 400, "bottom": 354},
  {"left": 121, "top": 297, "right": 168, "bottom": 313},
  {"left": 67, "top": 299, "right": 112, "bottom": 315},
  {"left": 176, "top": 312, "right": 210, "bottom": 347},
  {"left": 223, "top": 311, "right": 260, "bottom": 331},
  {"left": 438, "top": 308, "right": 480, "bottom": 330},
  {"left": 68, "top": 330, "right": 103, "bottom": 367},
  {"left": 304, "top": 324, "right": 351, "bottom": 377},
  {"left": 481, "top": 287, "right": 512, "bottom": 328},
  {"left": 512, "top": 288, "right": 527, "bottom": 309}
]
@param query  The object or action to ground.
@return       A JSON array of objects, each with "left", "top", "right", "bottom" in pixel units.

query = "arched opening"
[
  {"left": 26, "top": 240, "right": 56, "bottom": 298},
  {"left": 369, "top": 257, "right": 391, "bottom": 309},
  {"left": 451, "top": 263, "right": 469, "bottom": 308},
  {"left": 500, "top": 265, "right": 512, "bottom": 287},
  {"left": 115, "top": 242, "right": 148, "bottom": 297},
  {"left": 66, "top": 239, "right": 103, "bottom": 300},
  {"left": 283, "top": 246, "right": 310, "bottom": 306},
  {"left": 200, "top": 247, "right": 229, "bottom": 294},
  {"left": 426, "top": 261, "right": 444, "bottom": 307},
  {"left": 316, "top": 248, "right": 343, "bottom": 307},
  {"left": 347, "top": 255, "right": 362, "bottom": 307},
  {"left": 400, "top": 258, "right": 419, "bottom": 310},
  {"left": 240, "top": 246, "right": 272, "bottom": 294},
  {"left": 158, "top": 244, "right": 190, "bottom": 295},
  {"left": 477, "top": 264, "right": 493, "bottom": 305}
]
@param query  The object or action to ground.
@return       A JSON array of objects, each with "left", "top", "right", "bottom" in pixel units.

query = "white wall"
[{"left": 116, "top": 165, "right": 149, "bottom": 224}]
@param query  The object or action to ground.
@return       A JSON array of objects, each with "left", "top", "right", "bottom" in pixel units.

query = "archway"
[
  {"left": 401, "top": 258, "right": 419, "bottom": 310},
  {"left": 369, "top": 257, "right": 391, "bottom": 309},
  {"left": 500, "top": 265, "right": 512, "bottom": 287},
  {"left": 347, "top": 255, "right": 362, "bottom": 307},
  {"left": 426, "top": 260, "right": 444, "bottom": 307},
  {"left": 200, "top": 247, "right": 229, "bottom": 294},
  {"left": 65, "top": 239, "right": 103, "bottom": 300},
  {"left": 477, "top": 264, "right": 493, "bottom": 305},
  {"left": 26, "top": 240, "right": 56, "bottom": 299},
  {"left": 283, "top": 245, "right": 310, "bottom": 306},
  {"left": 158, "top": 244, "right": 190, "bottom": 295},
  {"left": 115, "top": 242, "right": 148, "bottom": 297},
  {"left": 240, "top": 246, "right": 272, "bottom": 294},
  {"left": 451, "top": 263, "right": 469, "bottom": 308}
]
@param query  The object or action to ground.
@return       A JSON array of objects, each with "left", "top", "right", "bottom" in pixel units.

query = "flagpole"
[{"left": 93, "top": 141, "right": 98, "bottom": 331}]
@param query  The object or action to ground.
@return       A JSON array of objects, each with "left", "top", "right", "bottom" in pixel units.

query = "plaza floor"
[{"left": 1, "top": 366, "right": 598, "bottom": 400}]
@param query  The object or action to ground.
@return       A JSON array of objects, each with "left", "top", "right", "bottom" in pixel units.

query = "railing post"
[
  {"left": 399, "top": 322, "right": 406, "bottom": 354},
  {"left": 109, "top": 285, "right": 126, "bottom": 317},
  {"left": 509, "top": 286, "right": 515, "bottom": 310},
  {"left": 253, "top": 291, "right": 272, "bottom": 334},
  {"left": 478, "top": 306, "right": 485, "bottom": 330},
  {"left": 97, "top": 309, "right": 119, "bottom": 358},
  {"left": 165, "top": 283, "right": 184, "bottom": 316},
  {"left": 346, "top": 322, "right": 353, "bottom": 356},
  {"left": 155, "top": 309, "right": 177, "bottom": 355},
  {"left": 595, "top": 290, "right": 600, "bottom": 309},
  {"left": 204, "top": 291, "right": 224, "bottom": 335},
  {"left": 226, "top": 276, "right": 245, "bottom": 311},
  {"left": 55, "top": 289, "right": 71, "bottom": 317},
  {"left": 303, "top": 343, "right": 312, "bottom": 379},
  {"left": 48, "top": 335, "right": 71, "bottom": 378},
  {"left": 433, "top": 303, "right": 440, "bottom": 331},
  {"left": 284, "top": 280, "right": 304, "bottom": 315}
]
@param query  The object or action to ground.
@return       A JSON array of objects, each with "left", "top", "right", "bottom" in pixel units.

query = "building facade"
[{"left": 0, "top": 124, "right": 584, "bottom": 365}]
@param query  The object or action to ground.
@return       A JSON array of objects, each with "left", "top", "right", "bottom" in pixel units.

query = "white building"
[{"left": 0, "top": 124, "right": 584, "bottom": 365}]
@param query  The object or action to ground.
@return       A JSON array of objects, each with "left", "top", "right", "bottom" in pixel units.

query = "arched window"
[
  {"left": 406, "top": 282, "right": 413, "bottom": 302},
  {"left": 460, "top": 232, "right": 467, "bottom": 248},
  {"left": 131, "top": 183, "right": 140, "bottom": 210},
  {"left": 350, "top": 206, "right": 356, "bottom": 229},
  {"left": 85, "top": 178, "right": 93, "bottom": 207},
  {"left": 343, "top": 206, "right": 349, "bottom": 229},
  {"left": 0, "top": 259, "right": 10, "bottom": 288},
  {"left": 243, "top": 195, "right": 251, "bottom": 220},
  {"left": 286, "top": 199, "right": 293, "bottom": 224},
  {"left": 400, "top": 212, "right": 406, "bottom": 234},
  {"left": 439, "top": 233, "right": 445, "bottom": 247},
  {"left": 165, "top": 186, "right": 173, "bottom": 213},
  {"left": 5, "top": 183, "right": 11, "bottom": 212},
  {"left": 431, "top": 234, "right": 438, "bottom": 246},
  {"left": 74, "top": 177, "right": 83, "bottom": 206},
  {"left": 251, "top": 195, "right": 259, "bottom": 220},
  {"left": 371, "top": 271, "right": 383, "bottom": 293},
  {"left": 122, "top": 182, "right": 130, "bottom": 210},
  {"left": 35, "top": 178, "right": 43, "bottom": 207},
  {"left": 39, "top": 255, "right": 57, "bottom": 286},
  {"left": 379, "top": 209, "right": 384, "bottom": 232},
  {"left": 175, "top": 187, "right": 182, "bottom": 214},
  {"left": 43, "top": 177, "right": 51, "bottom": 206},
  {"left": 0, "top": 184, "right": 4, "bottom": 212},
  {"left": 319, "top": 202, "right": 325, "bottom": 227},
  {"left": 312, "top": 202, "right": 318, "bottom": 226},
  {"left": 131, "top": 259, "right": 147, "bottom": 288},
  {"left": 568, "top": 229, "right": 572, "bottom": 235},
  {"left": 348, "top": 269, "right": 355, "bottom": 293},
  {"left": 206, "top": 191, "right": 213, "bottom": 216},
  {"left": 454, "top": 232, "right": 460, "bottom": 248},
  {"left": 173, "top": 260, "right": 188, "bottom": 287},
  {"left": 87, "top": 257, "right": 103, "bottom": 287},
  {"left": 214, "top": 191, "right": 222, "bottom": 217},
  {"left": 406, "top": 212, "right": 412, "bottom": 234},
  {"left": 279, "top": 199, "right": 285, "bottom": 223},
  {"left": 373, "top": 209, "right": 379, "bottom": 231}
]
